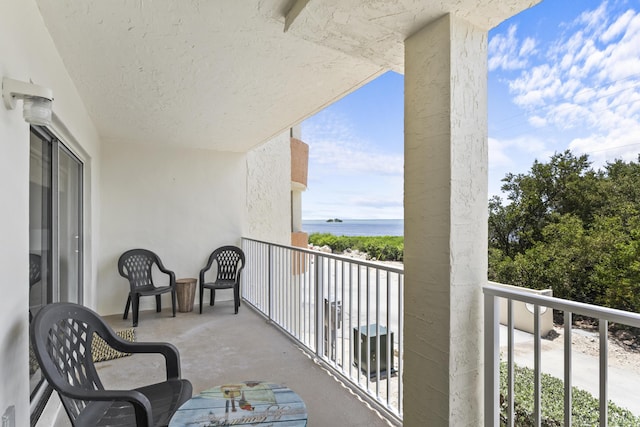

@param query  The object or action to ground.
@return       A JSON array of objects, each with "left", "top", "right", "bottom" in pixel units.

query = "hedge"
[
  {"left": 308, "top": 233, "right": 404, "bottom": 262},
  {"left": 499, "top": 362, "right": 640, "bottom": 426}
]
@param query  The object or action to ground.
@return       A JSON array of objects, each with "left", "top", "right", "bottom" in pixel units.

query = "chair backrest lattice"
[
  {"left": 120, "top": 251, "right": 157, "bottom": 291},
  {"left": 215, "top": 248, "right": 244, "bottom": 281},
  {"left": 45, "top": 317, "right": 104, "bottom": 422}
]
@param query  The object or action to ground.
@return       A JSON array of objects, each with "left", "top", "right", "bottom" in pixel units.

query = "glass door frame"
[
  {"left": 29, "top": 126, "right": 84, "bottom": 305},
  {"left": 29, "top": 125, "right": 84, "bottom": 425}
]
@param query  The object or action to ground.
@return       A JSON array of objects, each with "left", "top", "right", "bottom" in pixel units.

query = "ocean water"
[{"left": 302, "top": 219, "right": 403, "bottom": 237}]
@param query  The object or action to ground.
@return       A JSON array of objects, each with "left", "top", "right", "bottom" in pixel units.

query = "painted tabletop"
[{"left": 169, "top": 381, "right": 307, "bottom": 426}]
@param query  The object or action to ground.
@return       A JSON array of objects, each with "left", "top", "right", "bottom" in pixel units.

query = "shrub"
[
  {"left": 499, "top": 362, "right": 640, "bottom": 426},
  {"left": 308, "top": 234, "right": 404, "bottom": 262}
]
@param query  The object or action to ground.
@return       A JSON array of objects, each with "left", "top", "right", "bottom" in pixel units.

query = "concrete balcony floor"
[{"left": 99, "top": 301, "right": 394, "bottom": 427}]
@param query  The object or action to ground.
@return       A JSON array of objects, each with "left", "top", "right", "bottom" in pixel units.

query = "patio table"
[{"left": 169, "top": 381, "right": 307, "bottom": 426}]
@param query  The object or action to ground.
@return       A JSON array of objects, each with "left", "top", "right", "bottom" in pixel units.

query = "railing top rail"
[
  {"left": 484, "top": 282, "right": 640, "bottom": 328},
  {"left": 242, "top": 237, "right": 405, "bottom": 274}
]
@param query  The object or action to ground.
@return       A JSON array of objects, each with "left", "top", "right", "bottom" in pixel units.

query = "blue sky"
[{"left": 301, "top": 0, "right": 640, "bottom": 220}]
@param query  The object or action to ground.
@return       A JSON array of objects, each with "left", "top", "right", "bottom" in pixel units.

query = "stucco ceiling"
[{"left": 35, "top": 0, "right": 538, "bottom": 152}]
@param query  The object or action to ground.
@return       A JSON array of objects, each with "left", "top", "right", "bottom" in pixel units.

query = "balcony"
[
  {"left": 94, "top": 238, "right": 402, "bottom": 426},
  {"left": 93, "top": 240, "right": 640, "bottom": 427}
]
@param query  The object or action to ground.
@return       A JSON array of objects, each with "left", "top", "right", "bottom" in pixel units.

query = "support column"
[{"left": 403, "top": 14, "right": 488, "bottom": 426}]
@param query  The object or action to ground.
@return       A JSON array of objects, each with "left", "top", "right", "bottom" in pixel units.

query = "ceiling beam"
[{"left": 284, "top": 0, "right": 312, "bottom": 33}]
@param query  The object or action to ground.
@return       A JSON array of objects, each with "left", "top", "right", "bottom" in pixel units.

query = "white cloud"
[
  {"left": 488, "top": 137, "right": 511, "bottom": 167},
  {"left": 352, "top": 195, "right": 402, "bottom": 210},
  {"left": 501, "top": 3, "right": 640, "bottom": 166},
  {"left": 519, "top": 37, "right": 537, "bottom": 56},
  {"left": 309, "top": 140, "right": 403, "bottom": 176},
  {"left": 301, "top": 109, "right": 404, "bottom": 219},
  {"left": 568, "top": 122, "right": 640, "bottom": 168},
  {"left": 510, "top": 64, "right": 562, "bottom": 107},
  {"left": 304, "top": 111, "right": 403, "bottom": 177},
  {"left": 601, "top": 9, "right": 635, "bottom": 42},
  {"left": 489, "top": 135, "right": 547, "bottom": 169},
  {"left": 488, "top": 24, "right": 533, "bottom": 71},
  {"left": 577, "top": 1, "right": 610, "bottom": 33},
  {"left": 528, "top": 115, "right": 547, "bottom": 127}
]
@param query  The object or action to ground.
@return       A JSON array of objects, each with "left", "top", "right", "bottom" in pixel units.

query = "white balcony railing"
[
  {"left": 241, "top": 238, "right": 403, "bottom": 424},
  {"left": 484, "top": 283, "right": 640, "bottom": 427}
]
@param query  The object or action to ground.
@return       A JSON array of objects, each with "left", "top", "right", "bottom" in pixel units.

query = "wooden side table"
[
  {"left": 169, "top": 381, "right": 307, "bottom": 426},
  {"left": 175, "top": 278, "right": 197, "bottom": 312}
]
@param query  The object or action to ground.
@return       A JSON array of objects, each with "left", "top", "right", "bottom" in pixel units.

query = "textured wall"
[
  {"left": 98, "top": 142, "right": 246, "bottom": 316},
  {"left": 404, "top": 13, "right": 488, "bottom": 426},
  {"left": 246, "top": 131, "right": 291, "bottom": 245},
  {"left": 1, "top": 1, "right": 101, "bottom": 425}
]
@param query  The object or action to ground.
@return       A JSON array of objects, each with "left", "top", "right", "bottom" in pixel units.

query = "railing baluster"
[
  {"left": 534, "top": 304, "right": 541, "bottom": 427},
  {"left": 357, "top": 264, "right": 362, "bottom": 387},
  {"left": 366, "top": 266, "right": 371, "bottom": 391},
  {"left": 507, "top": 299, "right": 514, "bottom": 427},
  {"left": 341, "top": 259, "right": 346, "bottom": 371},
  {"left": 386, "top": 269, "right": 391, "bottom": 406},
  {"left": 315, "top": 253, "right": 322, "bottom": 356},
  {"left": 564, "top": 311, "right": 572, "bottom": 427},
  {"left": 375, "top": 268, "right": 380, "bottom": 395},
  {"left": 398, "top": 273, "right": 403, "bottom": 417},
  {"left": 274, "top": 247, "right": 279, "bottom": 325},
  {"left": 307, "top": 254, "right": 318, "bottom": 348},
  {"left": 349, "top": 260, "right": 354, "bottom": 379},
  {"left": 305, "top": 252, "right": 309, "bottom": 342},
  {"left": 268, "top": 244, "right": 272, "bottom": 320},
  {"left": 600, "top": 319, "right": 608, "bottom": 427},
  {"left": 484, "top": 292, "right": 500, "bottom": 427},
  {"left": 327, "top": 257, "right": 332, "bottom": 360}
]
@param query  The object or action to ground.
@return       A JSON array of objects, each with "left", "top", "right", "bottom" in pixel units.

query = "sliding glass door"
[
  {"left": 29, "top": 126, "right": 83, "bottom": 421},
  {"left": 57, "top": 145, "right": 83, "bottom": 303}
]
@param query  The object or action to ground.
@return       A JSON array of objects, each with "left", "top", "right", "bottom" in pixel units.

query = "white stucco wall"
[
  {"left": 98, "top": 142, "right": 247, "bottom": 316},
  {"left": 0, "top": 1, "right": 101, "bottom": 425},
  {"left": 246, "top": 131, "right": 291, "bottom": 245},
  {"left": 404, "top": 14, "right": 488, "bottom": 426}
]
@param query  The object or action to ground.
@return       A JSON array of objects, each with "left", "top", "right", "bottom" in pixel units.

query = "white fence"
[
  {"left": 241, "top": 238, "right": 403, "bottom": 424},
  {"left": 484, "top": 283, "right": 640, "bottom": 427}
]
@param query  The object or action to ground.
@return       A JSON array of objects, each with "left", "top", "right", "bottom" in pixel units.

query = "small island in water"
[{"left": 326, "top": 218, "right": 343, "bottom": 223}]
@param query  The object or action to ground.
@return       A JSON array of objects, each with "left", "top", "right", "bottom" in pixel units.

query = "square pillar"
[{"left": 403, "top": 14, "right": 488, "bottom": 426}]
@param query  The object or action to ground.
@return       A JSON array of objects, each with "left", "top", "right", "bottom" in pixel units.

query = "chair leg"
[
  {"left": 199, "top": 285, "right": 204, "bottom": 314},
  {"left": 234, "top": 286, "right": 239, "bottom": 314},
  {"left": 155, "top": 295, "right": 162, "bottom": 312},
  {"left": 123, "top": 295, "right": 131, "bottom": 320},
  {"left": 132, "top": 295, "right": 139, "bottom": 327},
  {"left": 210, "top": 289, "right": 215, "bottom": 306},
  {"left": 171, "top": 289, "right": 176, "bottom": 317}
]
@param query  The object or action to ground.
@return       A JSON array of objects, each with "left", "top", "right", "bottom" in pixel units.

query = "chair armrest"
[
  {"left": 199, "top": 255, "right": 216, "bottom": 284},
  {"left": 159, "top": 267, "right": 176, "bottom": 286},
  {"left": 155, "top": 258, "right": 176, "bottom": 285},
  {"left": 57, "top": 386, "right": 153, "bottom": 427},
  {"left": 102, "top": 334, "right": 182, "bottom": 380},
  {"left": 199, "top": 267, "right": 208, "bottom": 285}
]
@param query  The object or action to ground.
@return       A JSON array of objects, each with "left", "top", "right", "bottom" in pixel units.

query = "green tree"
[
  {"left": 488, "top": 151, "right": 640, "bottom": 313},
  {"left": 496, "top": 150, "right": 599, "bottom": 253}
]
